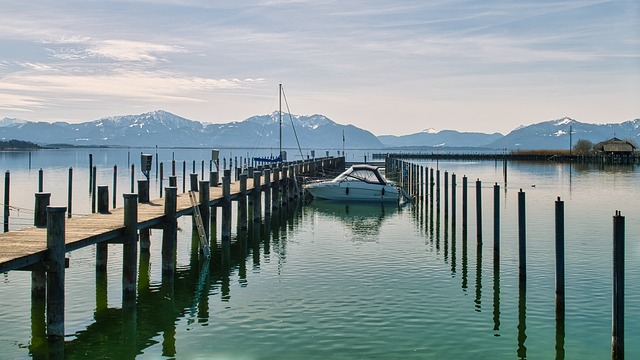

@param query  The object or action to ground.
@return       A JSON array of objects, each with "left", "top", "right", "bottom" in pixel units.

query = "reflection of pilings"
[
  {"left": 436, "top": 169, "right": 440, "bottom": 214},
  {"left": 30, "top": 270, "right": 47, "bottom": 358},
  {"left": 461, "top": 222, "right": 468, "bottom": 292},
  {"left": 518, "top": 189, "right": 526, "bottom": 283},
  {"left": 475, "top": 243, "right": 482, "bottom": 312},
  {"left": 239, "top": 174, "right": 248, "bottom": 231},
  {"left": 493, "top": 249, "right": 500, "bottom": 334},
  {"left": 123, "top": 194, "right": 138, "bottom": 306},
  {"left": 264, "top": 168, "right": 271, "bottom": 216},
  {"left": 253, "top": 170, "right": 262, "bottom": 223},
  {"left": 221, "top": 172, "right": 231, "bottom": 245},
  {"left": 517, "top": 282, "right": 527, "bottom": 360},
  {"left": 451, "top": 225, "right": 457, "bottom": 276},
  {"left": 612, "top": 211, "right": 625, "bottom": 360}
]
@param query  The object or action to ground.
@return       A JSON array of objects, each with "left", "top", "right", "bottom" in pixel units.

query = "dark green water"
[{"left": 0, "top": 149, "right": 639, "bottom": 359}]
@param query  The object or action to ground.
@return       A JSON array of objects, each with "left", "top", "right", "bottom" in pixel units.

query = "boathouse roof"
[{"left": 594, "top": 137, "right": 636, "bottom": 153}]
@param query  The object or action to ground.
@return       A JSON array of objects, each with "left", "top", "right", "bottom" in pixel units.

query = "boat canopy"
[{"left": 333, "top": 164, "right": 387, "bottom": 185}]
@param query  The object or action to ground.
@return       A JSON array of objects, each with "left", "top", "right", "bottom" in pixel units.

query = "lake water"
[{"left": 0, "top": 148, "right": 639, "bottom": 359}]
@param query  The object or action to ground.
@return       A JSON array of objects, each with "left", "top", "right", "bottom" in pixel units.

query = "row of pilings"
[
  {"left": 385, "top": 156, "right": 626, "bottom": 360},
  {"left": 5, "top": 156, "right": 345, "bottom": 359}
]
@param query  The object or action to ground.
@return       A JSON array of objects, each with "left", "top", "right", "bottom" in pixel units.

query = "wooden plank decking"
[{"left": 0, "top": 177, "right": 257, "bottom": 274}]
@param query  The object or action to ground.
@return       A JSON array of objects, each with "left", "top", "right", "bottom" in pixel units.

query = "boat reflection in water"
[{"left": 306, "top": 200, "right": 401, "bottom": 242}]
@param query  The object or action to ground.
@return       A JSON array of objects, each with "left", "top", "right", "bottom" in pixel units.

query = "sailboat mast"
[{"left": 279, "top": 83, "right": 282, "bottom": 160}]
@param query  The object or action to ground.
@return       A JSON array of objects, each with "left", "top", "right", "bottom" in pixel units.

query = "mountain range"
[{"left": 1, "top": 111, "right": 638, "bottom": 150}]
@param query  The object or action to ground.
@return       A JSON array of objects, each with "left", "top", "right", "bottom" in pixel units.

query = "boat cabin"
[{"left": 334, "top": 164, "right": 388, "bottom": 185}]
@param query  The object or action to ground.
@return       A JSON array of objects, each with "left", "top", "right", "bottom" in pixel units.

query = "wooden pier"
[{"left": 0, "top": 156, "right": 345, "bottom": 351}]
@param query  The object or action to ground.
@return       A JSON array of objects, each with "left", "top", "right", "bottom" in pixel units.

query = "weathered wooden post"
[
  {"left": 169, "top": 175, "right": 177, "bottom": 187},
  {"left": 555, "top": 196, "right": 565, "bottom": 358},
  {"left": 112, "top": 165, "right": 117, "bottom": 208},
  {"left": 444, "top": 171, "right": 449, "bottom": 218},
  {"left": 476, "top": 179, "right": 482, "bottom": 244},
  {"left": 494, "top": 183, "right": 500, "bottom": 256},
  {"left": 123, "top": 194, "right": 138, "bottom": 305},
  {"left": 239, "top": 174, "right": 248, "bottom": 230},
  {"left": 264, "top": 168, "right": 272, "bottom": 216},
  {"left": 160, "top": 162, "right": 164, "bottom": 198},
  {"left": 210, "top": 171, "right": 219, "bottom": 187},
  {"left": 518, "top": 189, "right": 526, "bottom": 283},
  {"left": 281, "top": 167, "right": 289, "bottom": 205},
  {"left": 182, "top": 160, "right": 186, "bottom": 193},
  {"left": 91, "top": 166, "right": 97, "bottom": 213},
  {"left": 68, "top": 167, "right": 73, "bottom": 218},
  {"left": 34, "top": 193, "right": 51, "bottom": 227},
  {"left": 436, "top": 169, "right": 440, "bottom": 212},
  {"left": 451, "top": 173, "right": 457, "bottom": 227},
  {"left": 88, "top": 153, "right": 93, "bottom": 191},
  {"left": 272, "top": 167, "right": 280, "bottom": 211},
  {"left": 130, "top": 164, "right": 135, "bottom": 193},
  {"left": 162, "top": 187, "right": 177, "bottom": 280},
  {"left": 97, "top": 186, "right": 109, "bottom": 214},
  {"left": 612, "top": 210, "right": 625, "bottom": 359},
  {"left": 190, "top": 173, "right": 198, "bottom": 192},
  {"left": 198, "top": 181, "right": 210, "bottom": 239},
  {"left": 46, "top": 206, "right": 67, "bottom": 342},
  {"left": 253, "top": 170, "right": 262, "bottom": 223},
  {"left": 38, "top": 168, "right": 43, "bottom": 192},
  {"left": 222, "top": 172, "right": 231, "bottom": 244},
  {"left": 462, "top": 175, "right": 468, "bottom": 234},
  {"left": 138, "top": 180, "right": 150, "bottom": 252}
]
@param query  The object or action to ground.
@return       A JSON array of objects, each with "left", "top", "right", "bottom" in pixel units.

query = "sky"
[{"left": 0, "top": 1, "right": 638, "bottom": 136}]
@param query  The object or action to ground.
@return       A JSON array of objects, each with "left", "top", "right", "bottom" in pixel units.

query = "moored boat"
[{"left": 305, "top": 164, "right": 399, "bottom": 202}]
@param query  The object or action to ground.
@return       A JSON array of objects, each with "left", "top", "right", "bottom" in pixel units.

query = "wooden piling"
[
  {"left": 221, "top": 173, "right": 231, "bottom": 244},
  {"left": 612, "top": 211, "right": 625, "bottom": 359},
  {"left": 46, "top": 206, "right": 66, "bottom": 340},
  {"left": 138, "top": 180, "right": 150, "bottom": 252},
  {"left": 190, "top": 173, "right": 198, "bottom": 192},
  {"left": 253, "top": 170, "right": 262, "bottom": 223},
  {"left": 476, "top": 179, "right": 482, "bottom": 244},
  {"left": 169, "top": 175, "right": 177, "bottom": 187},
  {"left": 97, "top": 186, "right": 109, "bottom": 213},
  {"left": 68, "top": 167, "right": 73, "bottom": 218},
  {"left": 239, "top": 174, "right": 248, "bottom": 230},
  {"left": 38, "top": 168, "right": 43, "bottom": 192},
  {"left": 89, "top": 153, "right": 93, "bottom": 191},
  {"left": 122, "top": 194, "right": 138, "bottom": 305},
  {"left": 34, "top": 193, "right": 50, "bottom": 227},
  {"left": 198, "top": 181, "right": 210, "bottom": 239},
  {"left": 162, "top": 187, "right": 177, "bottom": 279},
  {"left": 113, "top": 165, "right": 117, "bottom": 208},
  {"left": 91, "top": 166, "right": 97, "bottom": 213},
  {"left": 160, "top": 162, "right": 164, "bottom": 198},
  {"left": 210, "top": 171, "right": 219, "bottom": 187},
  {"left": 518, "top": 189, "right": 526, "bottom": 283},
  {"left": 272, "top": 167, "right": 280, "bottom": 211},
  {"left": 264, "top": 168, "right": 271, "bottom": 216},
  {"left": 5, "top": 171, "right": 12, "bottom": 231},
  {"left": 182, "top": 161, "right": 186, "bottom": 193},
  {"left": 493, "top": 183, "right": 500, "bottom": 256},
  {"left": 451, "top": 173, "right": 457, "bottom": 226},
  {"left": 130, "top": 164, "right": 135, "bottom": 193},
  {"left": 462, "top": 176, "right": 468, "bottom": 233}
]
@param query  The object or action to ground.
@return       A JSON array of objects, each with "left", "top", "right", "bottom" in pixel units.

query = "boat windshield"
[{"left": 334, "top": 167, "right": 386, "bottom": 185}]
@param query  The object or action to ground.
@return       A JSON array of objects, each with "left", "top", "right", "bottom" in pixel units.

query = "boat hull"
[{"left": 305, "top": 181, "right": 399, "bottom": 202}]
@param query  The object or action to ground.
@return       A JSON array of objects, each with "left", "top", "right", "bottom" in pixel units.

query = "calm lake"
[{"left": 1, "top": 148, "right": 639, "bottom": 359}]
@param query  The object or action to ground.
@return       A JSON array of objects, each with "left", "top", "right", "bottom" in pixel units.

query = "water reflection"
[
  {"left": 306, "top": 200, "right": 400, "bottom": 242},
  {"left": 517, "top": 282, "right": 527, "bottom": 359}
]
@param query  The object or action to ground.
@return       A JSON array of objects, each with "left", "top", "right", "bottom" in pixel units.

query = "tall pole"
[{"left": 279, "top": 83, "right": 282, "bottom": 159}]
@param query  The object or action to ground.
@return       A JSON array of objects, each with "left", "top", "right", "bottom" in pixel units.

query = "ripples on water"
[{"left": 0, "top": 151, "right": 638, "bottom": 359}]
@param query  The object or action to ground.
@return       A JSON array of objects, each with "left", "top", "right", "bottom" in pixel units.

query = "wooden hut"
[{"left": 594, "top": 137, "right": 637, "bottom": 164}]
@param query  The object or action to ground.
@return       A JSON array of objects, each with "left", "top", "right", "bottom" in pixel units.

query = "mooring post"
[
  {"left": 182, "top": 160, "right": 186, "bottom": 193},
  {"left": 199, "top": 181, "right": 210, "bottom": 239},
  {"left": 210, "top": 171, "right": 219, "bottom": 187},
  {"left": 46, "top": 206, "right": 67, "bottom": 342},
  {"left": 112, "top": 165, "right": 117, "bottom": 209},
  {"left": 130, "top": 164, "right": 135, "bottom": 193},
  {"left": 169, "top": 175, "right": 177, "bottom": 187},
  {"left": 89, "top": 153, "right": 93, "bottom": 192},
  {"left": 239, "top": 174, "right": 248, "bottom": 230},
  {"left": 493, "top": 183, "right": 500, "bottom": 256},
  {"left": 555, "top": 196, "right": 565, "bottom": 358},
  {"left": 444, "top": 171, "right": 449, "bottom": 218},
  {"left": 253, "top": 170, "right": 262, "bottom": 223},
  {"left": 462, "top": 176, "right": 468, "bottom": 233},
  {"left": 476, "top": 179, "right": 482, "bottom": 244},
  {"left": 97, "top": 186, "right": 109, "bottom": 214},
  {"left": 4, "top": 170, "right": 11, "bottom": 232},
  {"left": 264, "top": 168, "right": 272, "bottom": 216},
  {"left": 68, "top": 167, "right": 73, "bottom": 218},
  {"left": 272, "top": 167, "right": 280, "bottom": 211},
  {"left": 160, "top": 162, "right": 164, "bottom": 198},
  {"left": 518, "top": 189, "right": 526, "bottom": 283},
  {"left": 451, "top": 173, "right": 457, "bottom": 226},
  {"left": 91, "top": 166, "right": 97, "bottom": 213},
  {"left": 281, "top": 167, "right": 289, "bottom": 205},
  {"left": 123, "top": 194, "right": 138, "bottom": 306},
  {"left": 222, "top": 172, "right": 231, "bottom": 244},
  {"left": 38, "top": 168, "right": 43, "bottom": 192},
  {"left": 172, "top": 160, "right": 176, "bottom": 176},
  {"left": 138, "top": 180, "right": 150, "bottom": 252},
  {"left": 162, "top": 187, "right": 177, "bottom": 280},
  {"left": 190, "top": 173, "right": 199, "bottom": 192},
  {"left": 34, "top": 192, "right": 51, "bottom": 227},
  {"left": 612, "top": 210, "right": 625, "bottom": 359}
]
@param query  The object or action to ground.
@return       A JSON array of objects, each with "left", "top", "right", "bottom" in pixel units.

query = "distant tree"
[{"left": 573, "top": 139, "right": 594, "bottom": 155}]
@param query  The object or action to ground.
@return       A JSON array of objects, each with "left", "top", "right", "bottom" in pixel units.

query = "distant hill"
[
  {"left": 0, "top": 110, "right": 384, "bottom": 149},
  {"left": 0, "top": 139, "right": 41, "bottom": 150},
  {"left": 488, "top": 117, "right": 640, "bottom": 150},
  {"left": 1, "top": 112, "right": 638, "bottom": 150},
  {"left": 378, "top": 128, "right": 503, "bottom": 148}
]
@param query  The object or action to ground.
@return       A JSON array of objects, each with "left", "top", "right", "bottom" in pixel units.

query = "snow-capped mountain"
[
  {"left": 0, "top": 110, "right": 383, "bottom": 149},
  {"left": 488, "top": 117, "right": 640, "bottom": 150}
]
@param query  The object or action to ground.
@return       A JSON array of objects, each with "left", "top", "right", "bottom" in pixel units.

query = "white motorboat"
[{"left": 305, "top": 164, "right": 400, "bottom": 202}]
